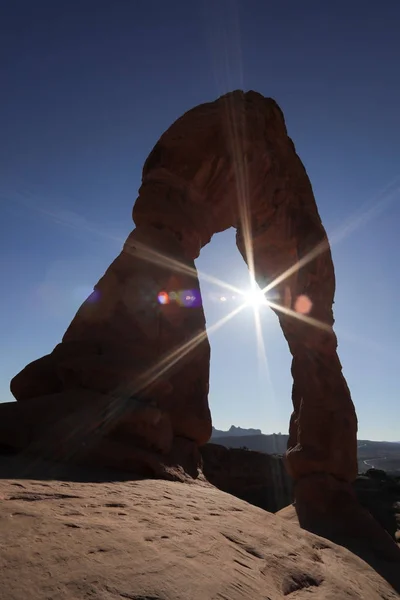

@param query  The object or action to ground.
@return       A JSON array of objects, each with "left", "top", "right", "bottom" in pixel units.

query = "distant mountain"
[
  {"left": 210, "top": 431, "right": 288, "bottom": 455},
  {"left": 210, "top": 429, "right": 400, "bottom": 475},
  {"left": 356, "top": 440, "right": 400, "bottom": 474},
  {"left": 212, "top": 425, "right": 263, "bottom": 438}
]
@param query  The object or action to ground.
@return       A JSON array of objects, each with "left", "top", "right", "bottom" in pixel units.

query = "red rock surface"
[
  {"left": 9, "top": 90, "right": 357, "bottom": 485},
  {"left": 0, "top": 459, "right": 399, "bottom": 600}
]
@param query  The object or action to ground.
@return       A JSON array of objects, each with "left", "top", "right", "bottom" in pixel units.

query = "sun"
[{"left": 243, "top": 287, "right": 268, "bottom": 307}]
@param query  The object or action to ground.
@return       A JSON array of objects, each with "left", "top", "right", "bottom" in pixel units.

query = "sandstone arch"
[{"left": 9, "top": 91, "right": 357, "bottom": 485}]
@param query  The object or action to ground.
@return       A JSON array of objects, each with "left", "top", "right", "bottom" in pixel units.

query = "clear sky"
[{"left": 1, "top": 1, "right": 399, "bottom": 441}]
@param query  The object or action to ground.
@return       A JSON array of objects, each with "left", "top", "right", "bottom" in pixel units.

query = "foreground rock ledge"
[{"left": 0, "top": 460, "right": 399, "bottom": 600}]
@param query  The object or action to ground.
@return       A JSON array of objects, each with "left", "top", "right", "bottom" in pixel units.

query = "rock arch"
[{"left": 9, "top": 91, "right": 357, "bottom": 485}]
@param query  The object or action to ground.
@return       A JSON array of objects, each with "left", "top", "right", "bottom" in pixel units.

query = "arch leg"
[{"left": 236, "top": 164, "right": 357, "bottom": 484}]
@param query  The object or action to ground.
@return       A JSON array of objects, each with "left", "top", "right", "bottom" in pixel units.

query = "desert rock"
[
  {"left": 0, "top": 455, "right": 399, "bottom": 599},
  {"left": 8, "top": 91, "right": 357, "bottom": 485}
]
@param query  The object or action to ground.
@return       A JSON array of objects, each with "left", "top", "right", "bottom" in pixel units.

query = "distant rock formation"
[
  {"left": 212, "top": 425, "right": 263, "bottom": 438},
  {"left": 210, "top": 433, "right": 400, "bottom": 475},
  {"left": 211, "top": 431, "right": 289, "bottom": 454}
]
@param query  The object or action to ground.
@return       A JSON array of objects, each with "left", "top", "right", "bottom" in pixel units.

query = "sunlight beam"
[
  {"left": 267, "top": 300, "right": 333, "bottom": 332},
  {"left": 30, "top": 204, "right": 243, "bottom": 296},
  {"left": 261, "top": 180, "right": 400, "bottom": 298},
  {"left": 74, "top": 301, "right": 249, "bottom": 444},
  {"left": 222, "top": 93, "right": 256, "bottom": 287},
  {"left": 130, "top": 300, "right": 248, "bottom": 397},
  {"left": 252, "top": 304, "right": 271, "bottom": 375},
  {"left": 28, "top": 299, "right": 249, "bottom": 466}
]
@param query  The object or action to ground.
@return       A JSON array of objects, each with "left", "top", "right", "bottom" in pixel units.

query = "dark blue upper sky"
[{"left": 1, "top": 0, "right": 399, "bottom": 439}]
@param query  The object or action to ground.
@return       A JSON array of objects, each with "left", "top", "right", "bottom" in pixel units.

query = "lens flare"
[
  {"left": 158, "top": 289, "right": 202, "bottom": 308},
  {"left": 294, "top": 294, "right": 312, "bottom": 315},
  {"left": 157, "top": 291, "right": 169, "bottom": 305},
  {"left": 178, "top": 289, "right": 201, "bottom": 308}
]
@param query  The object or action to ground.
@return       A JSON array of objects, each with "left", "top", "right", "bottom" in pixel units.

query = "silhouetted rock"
[
  {"left": 200, "top": 443, "right": 292, "bottom": 512},
  {"left": 0, "top": 392, "right": 203, "bottom": 481},
  {"left": 212, "top": 425, "right": 262, "bottom": 437},
  {"left": 7, "top": 90, "right": 357, "bottom": 486},
  {"left": 354, "top": 472, "right": 400, "bottom": 546}
]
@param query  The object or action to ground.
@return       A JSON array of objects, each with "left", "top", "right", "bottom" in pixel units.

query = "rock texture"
[
  {"left": 8, "top": 90, "right": 357, "bottom": 484},
  {"left": 1, "top": 455, "right": 400, "bottom": 600}
]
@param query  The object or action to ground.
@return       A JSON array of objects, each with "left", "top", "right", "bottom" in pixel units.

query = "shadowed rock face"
[
  {"left": 8, "top": 90, "right": 357, "bottom": 484},
  {"left": 200, "top": 443, "right": 293, "bottom": 513}
]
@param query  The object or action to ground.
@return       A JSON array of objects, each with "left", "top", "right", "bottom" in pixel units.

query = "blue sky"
[{"left": 1, "top": 1, "right": 399, "bottom": 440}]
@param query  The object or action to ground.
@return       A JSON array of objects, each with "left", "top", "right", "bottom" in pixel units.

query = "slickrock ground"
[{"left": 1, "top": 456, "right": 399, "bottom": 600}]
